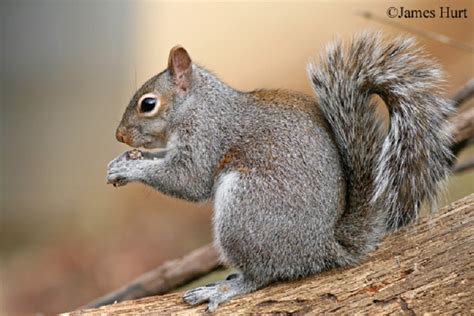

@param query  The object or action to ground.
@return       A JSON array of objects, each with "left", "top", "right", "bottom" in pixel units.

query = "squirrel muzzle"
[{"left": 116, "top": 130, "right": 132, "bottom": 146}]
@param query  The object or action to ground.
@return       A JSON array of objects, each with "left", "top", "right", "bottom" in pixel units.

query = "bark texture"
[{"left": 67, "top": 194, "right": 474, "bottom": 315}]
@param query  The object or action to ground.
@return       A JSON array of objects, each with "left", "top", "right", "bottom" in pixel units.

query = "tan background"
[{"left": 1, "top": 1, "right": 473, "bottom": 314}]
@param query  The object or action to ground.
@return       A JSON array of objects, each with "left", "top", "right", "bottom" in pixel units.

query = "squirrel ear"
[{"left": 168, "top": 45, "right": 192, "bottom": 92}]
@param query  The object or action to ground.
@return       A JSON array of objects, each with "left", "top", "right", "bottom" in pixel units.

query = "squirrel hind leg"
[{"left": 183, "top": 273, "right": 259, "bottom": 311}]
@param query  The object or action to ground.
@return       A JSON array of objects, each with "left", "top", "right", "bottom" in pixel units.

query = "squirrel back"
[{"left": 309, "top": 32, "right": 454, "bottom": 257}]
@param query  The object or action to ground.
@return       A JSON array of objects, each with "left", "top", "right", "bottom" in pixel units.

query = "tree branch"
[
  {"left": 453, "top": 158, "right": 474, "bottom": 173},
  {"left": 452, "top": 78, "right": 474, "bottom": 108},
  {"left": 449, "top": 78, "right": 474, "bottom": 156},
  {"left": 80, "top": 244, "right": 221, "bottom": 310},
  {"left": 67, "top": 194, "right": 474, "bottom": 315},
  {"left": 358, "top": 11, "right": 474, "bottom": 53},
  {"left": 451, "top": 106, "right": 474, "bottom": 156}
]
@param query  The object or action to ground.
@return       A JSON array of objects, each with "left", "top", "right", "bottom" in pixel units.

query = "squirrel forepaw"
[{"left": 106, "top": 159, "right": 148, "bottom": 187}]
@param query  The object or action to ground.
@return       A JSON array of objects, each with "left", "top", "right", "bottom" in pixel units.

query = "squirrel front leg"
[{"left": 107, "top": 150, "right": 212, "bottom": 201}]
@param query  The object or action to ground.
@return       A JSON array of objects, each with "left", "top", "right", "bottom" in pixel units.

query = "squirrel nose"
[{"left": 116, "top": 131, "right": 130, "bottom": 144}]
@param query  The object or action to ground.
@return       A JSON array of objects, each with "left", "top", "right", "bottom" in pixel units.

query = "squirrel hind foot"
[{"left": 183, "top": 274, "right": 257, "bottom": 311}]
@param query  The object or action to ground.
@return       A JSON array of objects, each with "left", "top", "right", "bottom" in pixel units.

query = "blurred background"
[{"left": 1, "top": 1, "right": 473, "bottom": 314}]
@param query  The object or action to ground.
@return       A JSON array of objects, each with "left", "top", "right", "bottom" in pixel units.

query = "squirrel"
[{"left": 107, "top": 31, "right": 454, "bottom": 311}]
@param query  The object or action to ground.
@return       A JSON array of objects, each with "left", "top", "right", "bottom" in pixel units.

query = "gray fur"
[
  {"left": 309, "top": 31, "right": 453, "bottom": 232},
  {"left": 107, "top": 32, "right": 454, "bottom": 311}
]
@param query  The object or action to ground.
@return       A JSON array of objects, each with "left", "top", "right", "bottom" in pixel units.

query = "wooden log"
[{"left": 66, "top": 193, "right": 474, "bottom": 315}]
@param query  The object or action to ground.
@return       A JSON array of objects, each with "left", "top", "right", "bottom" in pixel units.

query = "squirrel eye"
[
  {"left": 140, "top": 97, "right": 156, "bottom": 112},
  {"left": 137, "top": 93, "right": 160, "bottom": 116}
]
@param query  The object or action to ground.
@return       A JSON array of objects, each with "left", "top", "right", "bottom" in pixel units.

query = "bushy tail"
[{"left": 308, "top": 32, "right": 453, "bottom": 258}]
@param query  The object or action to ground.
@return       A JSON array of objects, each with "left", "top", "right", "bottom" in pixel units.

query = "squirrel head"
[{"left": 115, "top": 45, "right": 193, "bottom": 149}]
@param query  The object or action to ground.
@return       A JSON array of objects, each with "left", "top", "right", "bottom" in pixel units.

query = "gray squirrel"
[{"left": 107, "top": 32, "right": 453, "bottom": 311}]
